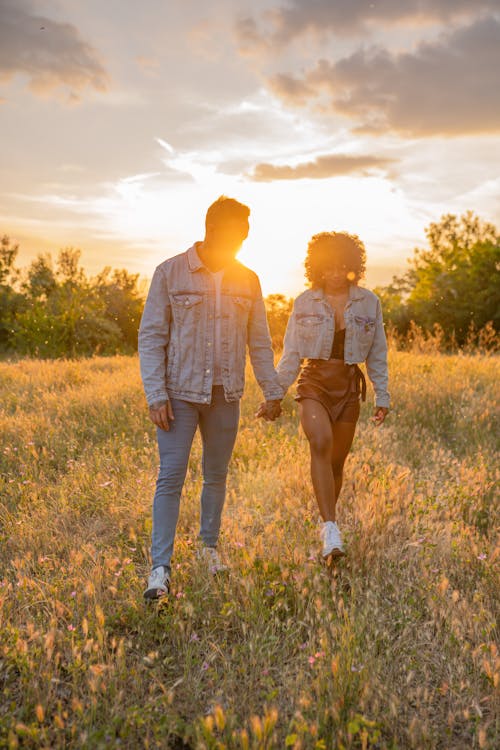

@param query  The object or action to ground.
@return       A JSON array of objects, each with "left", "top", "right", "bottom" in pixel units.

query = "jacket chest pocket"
[
  {"left": 171, "top": 292, "right": 204, "bottom": 323},
  {"left": 353, "top": 315, "right": 376, "bottom": 345},
  {"left": 296, "top": 314, "right": 325, "bottom": 355}
]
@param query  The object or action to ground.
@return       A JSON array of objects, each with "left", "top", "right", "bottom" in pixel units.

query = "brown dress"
[{"left": 295, "top": 328, "right": 366, "bottom": 424}]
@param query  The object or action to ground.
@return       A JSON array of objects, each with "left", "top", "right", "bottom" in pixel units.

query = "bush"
[{"left": 0, "top": 243, "right": 145, "bottom": 358}]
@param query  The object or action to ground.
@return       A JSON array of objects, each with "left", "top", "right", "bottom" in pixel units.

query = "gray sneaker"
[
  {"left": 144, "top": 565, "right": 170, "bottom": 600},
  {"left": 320, "top": 521, "right": 346, "bottom": 559},
  {"left": 196, "top": 545, "right": 228, "bottom": 574}
]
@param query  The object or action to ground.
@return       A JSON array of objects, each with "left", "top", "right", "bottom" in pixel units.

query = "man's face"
[{"left": 206, "top": 217, "right": 250, "bottom": 263}]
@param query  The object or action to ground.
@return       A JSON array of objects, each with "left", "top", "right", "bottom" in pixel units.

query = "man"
[{"left": 138, "top": 196, "right": 282, "bottom": 600}]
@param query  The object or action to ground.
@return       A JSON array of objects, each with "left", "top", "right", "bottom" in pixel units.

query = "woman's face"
[{"left": 322, "top": 264, "right": 355, "bottom": 291}]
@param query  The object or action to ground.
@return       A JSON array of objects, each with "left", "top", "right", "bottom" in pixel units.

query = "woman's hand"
[
  {"left": 255, "top": 400, "right": 282, "bottom": 421},
  {"left": 372, "top": 406, "right": 389, "bottom": 426}
]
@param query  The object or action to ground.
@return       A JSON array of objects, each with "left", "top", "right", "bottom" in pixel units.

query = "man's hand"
[
  {"left": 372, "top": 406, "right": 389, "bottom": 426},
  {"left": 255, "top": 399, "right": 282, "bottom": 421},
  {"left": 149, "top": 400, "right": 175, "bottom": 431}
]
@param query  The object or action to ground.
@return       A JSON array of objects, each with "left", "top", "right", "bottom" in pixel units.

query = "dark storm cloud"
[{"left": 0, "top": 0, "right": 108, "bottom": 99}]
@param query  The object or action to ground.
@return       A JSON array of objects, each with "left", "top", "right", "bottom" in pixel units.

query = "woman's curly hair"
[{"left": 305, "top": 231, "right": 366, "bottom": 287}]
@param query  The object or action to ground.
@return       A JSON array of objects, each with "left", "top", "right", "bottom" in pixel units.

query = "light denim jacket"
[
  {"left": 138, "top": 245, "right": 284, "bottom": 405},
  {"left": 277, "top": 285, "right": 390, "bottom": 408}
]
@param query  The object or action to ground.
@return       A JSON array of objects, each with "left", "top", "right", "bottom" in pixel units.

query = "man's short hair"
[{"left": 205, "top": 195, "right": 250, "bottom": 229}]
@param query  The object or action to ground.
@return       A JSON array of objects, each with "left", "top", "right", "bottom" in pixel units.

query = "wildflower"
[
  {"left": 477, "top": 553, "right": 487, "bottom": 560},
  {"left": 67, "top": 624, "right": 75, "bottom": 631},
  {"left": 308, "top": 656, "right": 316, "bottom": 665},
  {"left": 71, "top": 591, "right": 76, "bottom": 597},
  {"left": 190, "top": 632, "right": 199, "bottom": 642},
  {"left": 201, "top": 661, "right": 209, "bottom": 671}
]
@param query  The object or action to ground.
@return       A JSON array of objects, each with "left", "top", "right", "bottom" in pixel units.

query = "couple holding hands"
[{"left": 138, "top": 196, "right": 390, "bottom": 600}]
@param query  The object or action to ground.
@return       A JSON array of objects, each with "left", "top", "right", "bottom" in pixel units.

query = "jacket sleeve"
[
  {"left": 138, "top": 265, "right": 171, "bottom": 406},
  {"left": 247, "top": 278, "right": 285, "bottom": 401},
  {"left": 276, "top": 301, "right": 302, "bottom": 393},
  {"left": 365, "top": 297, "right": 390, "bottom": 408}
]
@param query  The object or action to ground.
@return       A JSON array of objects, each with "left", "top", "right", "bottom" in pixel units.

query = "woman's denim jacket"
[
  {"left": 138, "top": 245, "right": 284, "bottom": 406},
  {"left": 276, "top": 285, "right": 390, "bottom": 408}
]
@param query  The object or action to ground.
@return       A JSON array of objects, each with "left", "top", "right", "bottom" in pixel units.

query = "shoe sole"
[
  {"left": 322, "top": 548, "right": 346, "bottom": 560},
  {"left": 143, "top": 587, "right": 169, "bottom": 601}
]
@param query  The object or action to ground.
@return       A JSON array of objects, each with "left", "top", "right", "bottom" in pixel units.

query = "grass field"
[{"left": 0, "top": 351, "right": 498, "bottom": 749}]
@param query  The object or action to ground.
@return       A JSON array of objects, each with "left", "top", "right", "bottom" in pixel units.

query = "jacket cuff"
[
  {"left": 264, "top": 386, "right": 285, "bottom": 401},
  {"left": 375, "top": 396, "right": 390, "bottom": 408},
  {"left": 147, "top": 390, "right": 169, "bottom": 407}
]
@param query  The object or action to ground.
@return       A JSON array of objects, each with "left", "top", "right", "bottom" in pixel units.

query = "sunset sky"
[{"left": 1, "top": 0, "right": 500, "bottom": 295}]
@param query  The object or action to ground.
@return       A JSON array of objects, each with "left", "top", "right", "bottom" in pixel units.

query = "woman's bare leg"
[
  {"left": 330, "top": 420, "right": 357, "bottom": 503},
  {"left": 299, "top": 399, "right": 336, "bottom": 521}
]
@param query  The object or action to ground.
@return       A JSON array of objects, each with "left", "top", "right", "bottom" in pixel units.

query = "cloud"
[
  {"left": 268, "top": 16, "right": 500, "bottom": 136},
  {"left": 0, "top": 0, "right": 108, "bottom": 99},
  {"left": 135, "top": 56, "right": 160, "bottom": 75},
  {"left": 248, "top": 153, "right": 395, "bottom": 181},
  {"left": 236, "top": 0, "right": 500, "bottom": 47}
]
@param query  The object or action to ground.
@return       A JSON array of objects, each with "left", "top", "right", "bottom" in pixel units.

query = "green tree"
[
  {"left": 22, "top": 253, "right": 57, "bottom": 300},
  {"left": 0, "top": 234, "right": 19, "bottom": 286},
  {"left": 264, "top": 294, "right": 293, "bottom": 349},
  {"left": 377, "top": 212, "right": 500, "bottom": 345},
  {"left": 0, "top": 235, "right": 24, "bottom": 350},
  {"left": 93, "top": 267, "right": 145, "bottom": 351},
  {"left": 10, "top": 248, "right": 123, "bottom": 357}
]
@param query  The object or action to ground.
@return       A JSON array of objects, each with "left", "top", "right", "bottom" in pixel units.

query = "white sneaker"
[
  {"left": 197, "top": 545, "right": 228, "bottom": 574},
  {"left": 320, "top": 521, "right": 345, "bottom": 559},
  {"left": 144, "top": 565, "right": 170, "bottom": 600}
]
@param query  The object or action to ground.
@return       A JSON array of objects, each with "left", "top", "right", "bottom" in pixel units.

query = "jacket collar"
[
  {"left": 311, "top": 285, "right": 366, "bottom": 302},
  {"left": 187, "top": 244, "right": 204, "bottom": 272},
  {"left": 187, "top": 243, "right": 240, "bottom": 274}
]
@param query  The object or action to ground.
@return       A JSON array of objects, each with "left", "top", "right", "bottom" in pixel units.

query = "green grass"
[{"left": 0, "top": 351, "right": 498, "bottom": 748}]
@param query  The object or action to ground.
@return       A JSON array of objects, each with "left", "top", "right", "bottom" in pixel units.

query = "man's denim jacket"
[
  {"left": 138, "top": 245, "right": 284, "bottom": 406},
  {"left": 276, "top": 285, "right": 390, "bottom": 408}
]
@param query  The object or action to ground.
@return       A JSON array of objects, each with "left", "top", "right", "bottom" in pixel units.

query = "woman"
[{"left": 276, "top": 232, "right": 389, "bottom": 560}]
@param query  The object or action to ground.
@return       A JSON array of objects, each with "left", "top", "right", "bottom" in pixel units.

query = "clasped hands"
[
  {"left": 149, "top": 398, "right": 282, "bottom": 430},
  {"left": 255, "top": 399, "right": 282, "bottom": 422}
]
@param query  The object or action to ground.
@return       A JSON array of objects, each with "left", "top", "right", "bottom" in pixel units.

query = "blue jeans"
[{"left": 151, "top": 386, "right": 240, "bottom": 572}]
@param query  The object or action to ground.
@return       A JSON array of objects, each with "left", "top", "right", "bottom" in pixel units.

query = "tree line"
[
  {"left": 373, "top": 211, "right": 499, "bottom": 348},
  {"left": 1, "top": 212, "right": 498, "bottom": 359},
  {"left": 0, "top": 242, "right": 143, "bottom": 357}
]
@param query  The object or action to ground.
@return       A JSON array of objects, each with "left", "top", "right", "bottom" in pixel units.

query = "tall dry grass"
[{"left": 0, "top": 351, "right": 498, "bottom": 748}]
